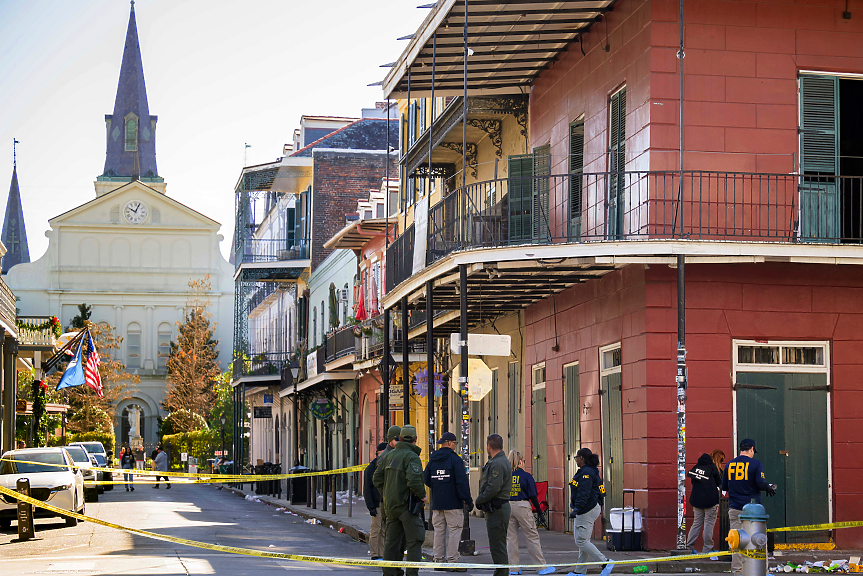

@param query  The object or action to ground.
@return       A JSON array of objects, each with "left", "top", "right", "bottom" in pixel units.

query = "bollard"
[
  {"left": 348, "top": 473, "right": 353, "bottom": 518},
  {"left": 312, "top": 476, "right": 317, "bottom": 510},
  {"left": 322, "top": 475, "right": 327, "bottom": 511},
  {"left": 726, "top": 501, "right": 769, "bottom": 576},
  {"left": 16, "top": 478, "right": 35, "bottom": 541},
  {"left": 331, "top": 473, "right": 336, "bottom": 515}
]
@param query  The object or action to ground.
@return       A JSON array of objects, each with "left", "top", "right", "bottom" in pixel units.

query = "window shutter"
[
  {"left": 800, "top": 76, "right": 839, "bottom": 176},
  {"left": 569, "top": 120, "right": 585, "bottom": 239},
  {"left": 420, "top": 99, "right": 426, "bottom": 134},
  {"left": 409, "top": 102, "right": 416, "bottom": 146},
  {"left": 507, "top": 155, "right": 534, "bottom": 242},
  {"left": 609, "top": 88, "right": 626, "bottom": 171},
  {"left": 533, "top": 145, "right": 551, "bottom": 241}
]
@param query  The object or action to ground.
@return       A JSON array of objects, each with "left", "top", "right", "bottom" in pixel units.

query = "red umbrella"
[{"left": 355, "top": 277, "right": 368, "bottom": 321}]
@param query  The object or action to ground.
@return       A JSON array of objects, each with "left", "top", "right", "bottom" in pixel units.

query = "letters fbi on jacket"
[{"left": 431, "top": 469, "right": 452, "bottom": 482}]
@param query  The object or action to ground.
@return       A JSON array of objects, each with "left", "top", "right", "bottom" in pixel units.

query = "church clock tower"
[{"left": 96, "top": 1, "right": 165, "bottom": 196}]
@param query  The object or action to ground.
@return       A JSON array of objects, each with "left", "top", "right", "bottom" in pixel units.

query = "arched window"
[
  {"left": 157, "top": 323, "right": 172, "bottom": 369},
  {"left": 127, "top": 322, "right": 142, "bottom": 369},
  {"left": 125, "top": 117, "right": 137, "bottom": 151}
]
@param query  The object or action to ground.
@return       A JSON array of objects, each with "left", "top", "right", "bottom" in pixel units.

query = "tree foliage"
[
  {"left": 160, "top": 408, "right": 208, "bottom": 438},
  {"left": 68, "top": 303, "right": 92, "bottom": 330},
  {"left": 68, "top": 405, "right": 113, "bottom": 435},
  {"left": 163, "top": 276, "right": 221, "bottom": 419}
]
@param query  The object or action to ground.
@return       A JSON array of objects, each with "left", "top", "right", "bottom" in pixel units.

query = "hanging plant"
[
  {"left": 31, "top": 379, "right": 50, "bottom": 447},
  {"left": 17, "top": 316, "right": 63, "bottom": 339}
]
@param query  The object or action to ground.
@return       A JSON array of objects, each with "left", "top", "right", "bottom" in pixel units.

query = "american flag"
[{"left": 84, "top": 331, "right": 103, "bottom": 398}]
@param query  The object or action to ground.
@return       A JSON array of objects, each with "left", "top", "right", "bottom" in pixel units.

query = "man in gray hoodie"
[{"left": 153, "top": 445, "right": 170, "bottom": 489}]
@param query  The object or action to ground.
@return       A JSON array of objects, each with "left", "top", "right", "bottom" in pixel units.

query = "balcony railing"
[
  {"left": 388, "top": 171, "right": 863, "bottom": 290},
  {"left": 17, "top": 316, "right": 59, "bottom": 348},
  {"left": 234, "top": 238, "right": 309, "bottom": 268},
  {"left": 325, "top": 325, "right": 357, "bottom": 363},
  {"left": 0, "top": 278, "right": 15, "bottom": 334},
  {"left": 354, "top": 317, "right": 427, "bottom": 362},
  {"left": 233, "top": 351, "right": 290, "bottom": 380}
]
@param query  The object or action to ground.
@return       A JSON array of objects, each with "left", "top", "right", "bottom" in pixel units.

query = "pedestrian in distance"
[
  {"left": 372, "top": 425, "right": 427, "bottom": 576},
  {"left": 120, "top": 446, "right": 136, "bottom": 492},
  {"left": 365, "top": 442, "right": 388, "bottom": 560},
  {"left": 153, "top": 445, "right": 170, "bottom": 489},
  {"left": 17, "top": 440, "right": 25, "bottom": 450},
  {"left": 506, "top": 450, "right": 555, "bottom": 575},
  {"left": 686, "top": 452, "right": 722, "bottom": 554},
  {"left": 135, "top": 445, "right": 145, "bottom": 470},
  {"left": 569, "top": 448, "right": 609, "bottom": 569},
  {"left": 722, "top": 439, "right": 775, "bottom": 576},
  {"left": 424, "top": 431, "right": 473, "bottom": 571},
  {"left": 475, "top": 434, "right": 511, "bottom": 576}
]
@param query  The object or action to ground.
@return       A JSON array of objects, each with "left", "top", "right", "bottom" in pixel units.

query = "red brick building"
[{"left": 380, "top": 0, "right": 863, "bottom": 549}]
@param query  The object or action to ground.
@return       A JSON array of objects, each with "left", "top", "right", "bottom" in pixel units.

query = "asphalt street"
[{"left": 0, "top": 480, "right": 732, "bottom": 575}]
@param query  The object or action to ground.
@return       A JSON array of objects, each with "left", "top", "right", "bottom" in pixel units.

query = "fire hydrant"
[{"left": 726, "top": 501, "right": 769, "bottom": 576}]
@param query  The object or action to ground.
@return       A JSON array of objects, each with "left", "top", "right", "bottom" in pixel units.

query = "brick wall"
[{"left": 311, "top": 150, "right": 398, "bottom": 271}]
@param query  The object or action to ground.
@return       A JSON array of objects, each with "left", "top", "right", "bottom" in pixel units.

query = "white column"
[
  {"left": 114, "top": 305, "right": 124, "bottom": 357},
  {"left": 145, "top": 305, "right": 155, "bottom": 370}
]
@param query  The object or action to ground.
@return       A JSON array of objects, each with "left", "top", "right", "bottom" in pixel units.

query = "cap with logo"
[
  {"left": 739, "top": 438, "right": 758, "bottom": 453},
  {"left": 437, "top": 432, "right": 457, "bottom": 444},
  {"left": 400, "top": 425, "right": 418, "bottom": 440},
  {"left": 386, "top": 425, "right": 402, "bottom": 442}
]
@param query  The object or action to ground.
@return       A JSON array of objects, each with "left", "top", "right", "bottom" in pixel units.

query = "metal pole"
[
  {"left": 348, "top": 473, "right": 353, "bottom": 518},
  {"left": 402, "top": 295, "right": 410, "bottom": 424},
  {"left": 462, "top": 0, "right": 468, "bottom": 186},
  {"left": 241, "top": 384, "right": 246, "bottom": 472},
  {"left": 386, "top": 97, "right": 390, "bottom": 249},
  {"left": 429, "top": 32, "right": 435, "bottom": 201},
  {"left": 383, "top": 308, "right": 390, "bottom": 430},
  {"left": 426, "top": 280, "right": 435, "bottom": 458},
  {"left": 458, "top": 263, "right": 474, "bottom": 553},
  {"left": 332, "top": 470, "right": 337, "bottom": 514},
  {"left": 676, "top": 253, "right": 687, "bottom": 550},
  {"left": 0, "top": 329, "right": 10, "bottom": 453}
]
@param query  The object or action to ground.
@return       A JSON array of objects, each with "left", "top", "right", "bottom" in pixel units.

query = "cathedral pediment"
[{"left": 50, "top": 180, "right": 219, "bottom": 230}]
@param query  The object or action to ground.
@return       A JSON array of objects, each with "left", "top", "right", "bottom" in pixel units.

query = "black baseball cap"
[
  {"left": 376, "top": 442, "right": 388, "bottom": 452},
  {"left": 437, "top": 432, "right": 457, "bottom": 444},
  {"left": 739, "top": 438, "right": 757, "bottom": 453}
]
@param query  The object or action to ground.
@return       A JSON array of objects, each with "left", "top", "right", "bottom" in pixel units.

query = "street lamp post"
[
  {"left": 220, "top": 414, "right": 226, "bottom": 458},
  {"left": 290, "top": 360, "right": 300, "bottom": 466}
]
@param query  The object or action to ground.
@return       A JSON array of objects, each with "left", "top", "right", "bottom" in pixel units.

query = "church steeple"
[
  {"left": 2, "top": 140, "right": 30, "bottom": 274},
  {"left": 98, "top": 1, "right": 162, "bottom": 195}
]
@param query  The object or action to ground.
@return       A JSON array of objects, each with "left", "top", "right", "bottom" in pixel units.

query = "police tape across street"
[{"left": 0, "top": 482, "right": 762, "bottom": 570}]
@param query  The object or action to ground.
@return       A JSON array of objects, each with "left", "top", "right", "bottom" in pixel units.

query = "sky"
[{"left": 0, "top": 0, "right": 425, "bottom": 261}]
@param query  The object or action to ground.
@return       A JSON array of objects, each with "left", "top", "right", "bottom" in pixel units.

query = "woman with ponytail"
[{"left": 569, "top": 448, "right": 609, "bottom": 568}]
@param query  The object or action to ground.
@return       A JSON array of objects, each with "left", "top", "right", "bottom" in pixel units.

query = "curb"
[{"left": 221, "top": 486, "right": 370, "bottom": 544}]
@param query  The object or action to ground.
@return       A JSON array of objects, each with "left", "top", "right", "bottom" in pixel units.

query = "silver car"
[
  {"left": 63, "top": 445, "right": 100, "bottom": 502},
  {"left": 0, "top": 447, "right": 85, "bottom": 529},
  {"left": 69, "top": 441, "right": 113, "bottom": 492}
]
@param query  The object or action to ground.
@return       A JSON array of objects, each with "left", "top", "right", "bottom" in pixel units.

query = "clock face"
[{"left": 123, "top": 200, "right": 149, "bottom": 224}]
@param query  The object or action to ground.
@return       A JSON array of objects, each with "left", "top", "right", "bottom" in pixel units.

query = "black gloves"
[
  {"left": 537, "top": 512, "right": 546, "bottom": 524},
  {"left": 569, "top": 510, "right": 578, "bottom": 519},
  {"left": 465, "top": 501, "right": 474, "bottom": 513},
  {"left": 765, "top": 485, "right": 777, "bottom": 497},
  {"left": 369, "top": 508, "right": 377, "bottom": 517}
]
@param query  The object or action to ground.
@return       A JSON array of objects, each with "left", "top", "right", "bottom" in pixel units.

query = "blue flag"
[{"left": 56, "top": 338, "right": 85, "bottom": 391}]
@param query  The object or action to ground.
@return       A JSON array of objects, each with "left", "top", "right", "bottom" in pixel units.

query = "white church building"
[{"left": 4, "top": 3, "right": 234, "bottom": 447}]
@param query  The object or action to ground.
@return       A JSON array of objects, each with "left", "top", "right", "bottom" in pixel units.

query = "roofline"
[{"left": 290, "top": 118, "right": 397, "bottom": 158}]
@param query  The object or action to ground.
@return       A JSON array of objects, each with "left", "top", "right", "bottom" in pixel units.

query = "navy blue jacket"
[
  {"left": 570, "top": 465, "right": 604, "bottom": 515},
  {"left": 424, "top": 447, "right": 473, "bottom": 511},
  {"left": 363, "top": 457, "right": 381, "bottom": 510},
  {"left": 721, "top": 455, "right": 769, "bottom": 510}
]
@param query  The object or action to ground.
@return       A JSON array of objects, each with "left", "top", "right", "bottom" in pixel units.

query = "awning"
[
  {"left": 383, "top": 0, "right": 617, "bottom": 98},
  {"left": 324, "top": 218, "right": 394, "bottom": 251},
  {"left": 278, "top": 371, "right": 359, "bottom": 397}
]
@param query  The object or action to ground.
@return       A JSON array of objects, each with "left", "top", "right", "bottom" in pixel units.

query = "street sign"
[
  {"left": 450, "top": 333, "right": 511, "bottom": 357},
  {"left": 263, "top": 394, "right": 273, "bottom": 405},
  {"left": 254, "top": 406, "right": 273, "bottom": 419},
  {"left": 180, "top": 452, "right": 188, "bottom": 462},
  {"left": 15, "top": 399, "right": 26, "bottom": 414},
  {"left": 452, "top": 358, "right": 494, "bottom": 401},
  {"left": 388, "top": 383, "right": 404, "bottom": 408}
]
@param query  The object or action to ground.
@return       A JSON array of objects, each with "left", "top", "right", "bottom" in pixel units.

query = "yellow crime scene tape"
[
  {"left": 768, "top": 521, "right": 863, "bottom": 532},
  {"left": 0, "top": 482, "right": 753, "bottom": 570},
  {"left": 0, "top": 458, "right": 364, "bottom": 481}
]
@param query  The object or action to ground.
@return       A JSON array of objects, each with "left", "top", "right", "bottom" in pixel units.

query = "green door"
[
  {"left": 533, "top": 145, "right": 551, "bottom": 242},
  {"left": 508, "top": 362, "right": 520, "bottom": 450},
  {"left": 508, "top": 154, "right": 534, "bottom": 244},
  {"left": 564, "top": 364, "right": 580, "bottom": 531},
  {"left": 736, "top": 372, "right": 830, "bottom": 543},
  {"left": 532, "top": 385, "right": 548, "bottom": 482},
  {"left": 601, "top": 371, "right": 624, "bottom": 516},
  {"left": 799, "top": 75, "right": 840, "bottom": 242}
]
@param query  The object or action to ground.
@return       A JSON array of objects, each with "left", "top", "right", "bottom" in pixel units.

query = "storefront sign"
[
  {"left": 388, "top": 384, "right": 404, "bottom": 408},
  {"left": 310, "top": 397, "right": 335, "bottom": 420},
  {"left": 413, "top": 369, "right": 444, "bottom": 398},
  {"left": 254, "top": 406, "right": 273, "bottom": 419}
]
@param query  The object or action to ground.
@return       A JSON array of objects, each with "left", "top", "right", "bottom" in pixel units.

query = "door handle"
[{"left": 779, "top": 451, "right": 788, "bottom": 456}]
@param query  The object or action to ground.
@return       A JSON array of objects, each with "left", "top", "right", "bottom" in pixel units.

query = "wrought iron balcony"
[
  {"left": 233, "top": 238, "right": 309, "bottom": 269},
  {"left": 388, "top": 171, "right": 863, "bottom": 290},
  {"left": 232, "top": 351, "right": 290, "bottom": 380},
  {"left": 0, "top": 278, "right": 16, "bottom": 336},
  {"left": 325, "top": 325, "right": 357, "bottom": 363},
  {"left": 17, "top": 316, "right": 60, "bottom": 349}
]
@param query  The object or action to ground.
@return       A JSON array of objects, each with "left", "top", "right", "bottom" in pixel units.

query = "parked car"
[
  {"left": 63, "top": 445, "right": 100, "bottom": 502},
  {"left": 70, "top": 442, "right": 113, "bottom": 491},
  {"left": 0, "top": 447, "right": 85, "bottom": 529}
]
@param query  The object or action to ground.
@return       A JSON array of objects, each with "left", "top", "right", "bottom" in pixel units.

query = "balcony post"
[
  {"left": 676, "top": 253, "right": 687, "bottom": 550},
  {"left": 401, "top": 296, "right": 410, "bottom": 424},
  {"left": 458, "top": 262, "right": 473, "bottom": 553},
  {"left": 382, "top": 307, "right": 391, "bottom": 430},
  {"left": 426, "top": 280, "right": 435, "bottom": 458}
]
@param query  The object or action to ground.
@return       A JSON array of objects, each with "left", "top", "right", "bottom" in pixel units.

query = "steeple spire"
[
  {"left": 2, "top": 139, "right": 30, "bottom": 274},
  {"left": 98, "top": 1, "right": 161, "bottom": 193}
]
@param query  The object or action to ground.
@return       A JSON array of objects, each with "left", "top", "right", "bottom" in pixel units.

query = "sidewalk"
[{"left": 219, "top": 484, "right": 745, "bottom": 573}]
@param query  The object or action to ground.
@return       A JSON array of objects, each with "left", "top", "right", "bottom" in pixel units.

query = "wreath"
[
  {"left": 17, "top": 316, "right": 62, "bottom": 339},
  {"left": 31, "top": 379, "right": 50, "bottom": 447}
]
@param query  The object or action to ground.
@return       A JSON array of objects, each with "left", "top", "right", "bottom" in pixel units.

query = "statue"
[{"left": 127, "top": 406, "right": 142, "bottom": 446}]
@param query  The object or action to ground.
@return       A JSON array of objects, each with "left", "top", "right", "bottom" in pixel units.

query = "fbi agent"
[
  {"left": 569, "top": 448, "right": 608, "bottom": 567},
  {"left": 721, "top": 439, "right": 775, "bottom": 576}
]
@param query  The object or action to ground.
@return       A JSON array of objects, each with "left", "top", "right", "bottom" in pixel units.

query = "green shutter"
[
  {"left": 533, "top": 145, "right": 551, "bottom": 241},
  {"left": 800, "top": 75, "right": 840, "bottom": 242},
  {"left": 609, "top": 88, "right": 626, "bottom": 239},
  {"left": 508, "top": 154, "right": 534, "bottom": 243},
  {"left": 488, "top": 369, "right": 499, "bottom": 435},
  {"left": 531, "top": 384, "right": 547, "bottom": 482},
  {"left": 420, "top": 99, "right": 426, "bottom": 134},
  {"left": 569, "top": 120, "right": 585, "bottom": 240},
  {"left": 508, "top": 362, "right": 520, "bottom": 448},
  {"left": 601, "top": 371, "right": 624, "bottom": 516},
  {"left": 564, "top": 364, "right": 580, "bottom": 532}
]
